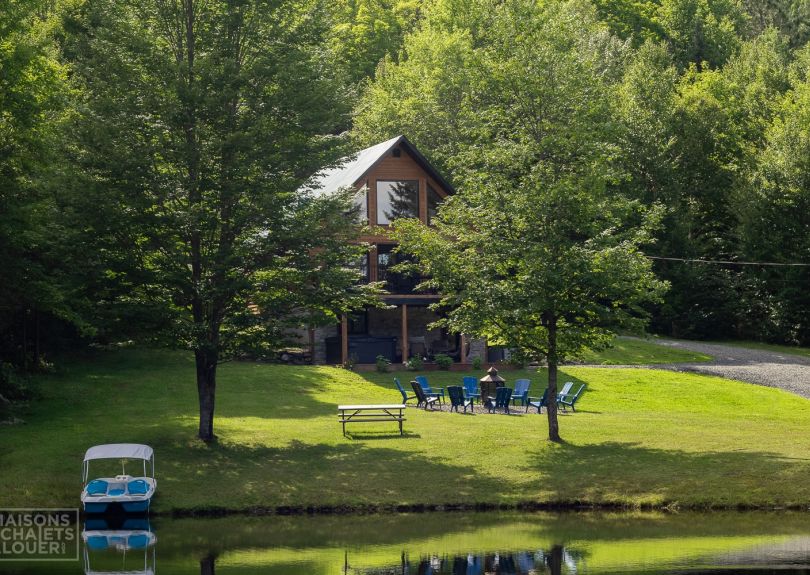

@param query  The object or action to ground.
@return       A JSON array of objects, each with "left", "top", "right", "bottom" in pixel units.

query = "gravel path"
[{"left": 611, "top": 339, "right": 810, "bottom": 399}]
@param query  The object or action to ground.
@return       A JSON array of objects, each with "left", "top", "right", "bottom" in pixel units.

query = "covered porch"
[{"left": 325, "top": 298, "right": 479, "bottom": 366}]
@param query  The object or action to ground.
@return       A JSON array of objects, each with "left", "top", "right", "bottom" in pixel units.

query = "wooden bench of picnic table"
[{"left": 338, "top": 404, "right": 406, "bottom": 436}]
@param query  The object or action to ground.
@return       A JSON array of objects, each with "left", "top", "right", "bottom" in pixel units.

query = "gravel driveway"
[{"left": 633, "top": 339, "right": 810, "bottom": 399}]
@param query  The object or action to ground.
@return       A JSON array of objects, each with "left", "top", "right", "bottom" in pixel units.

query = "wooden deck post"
[
  {"left": 401, "top": 304, "right": 409, "bottom": 363},
  {"left": 341, "top": 314, "right": 349, "bottom": 365},
  {"left": 460, "top": 333, "right": 468, "bottom": 364}
]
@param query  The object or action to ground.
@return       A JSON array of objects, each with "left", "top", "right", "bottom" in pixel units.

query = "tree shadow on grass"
[
  {"left": 157, "top": 440, "right": 505, "bottom": 509},
  {"left": 520, "top": 441, "right": 810, "bottom": 506}
]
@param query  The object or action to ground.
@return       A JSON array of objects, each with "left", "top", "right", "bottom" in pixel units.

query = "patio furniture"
[
  {"left": 394, "top": 378, "right": 416, "bottom": 404},
  {"left": 447, "top": 386, "right": 474, "bottom": 413},
  {"left": 556, "top": 381, "right": 574, "bottom": 402},
  {"left": 411, "top": 380, "right": 439, "bottom": 410},
  {"left": 415, "top": 375, "right": 445, "bottom": 404},
  {"left": 338, "top": 404, "right": 406, "bottom": 435},
  {"left": 462, "top": 376, "right": 481, "bottom": 403},
  {"left": 512, "top": 379, "right": 530, "bottom": 406},
  {"left": 486, "top": 386, "right": 513, "bottom": 414},
  {"left": 526, "top": 387, "right": 549, "bottom": 413},
  {"left": 559, "top": 384, "right": 586, "bottom": 412}
]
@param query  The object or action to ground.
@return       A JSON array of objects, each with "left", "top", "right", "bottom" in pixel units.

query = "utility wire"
[{"left": 647, "top": 256, "right": 810, "bottom": 267}]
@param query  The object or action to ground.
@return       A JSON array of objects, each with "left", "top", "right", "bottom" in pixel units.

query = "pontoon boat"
[{"left": 81, "top": 444, "right": 156, "bottom": 513}]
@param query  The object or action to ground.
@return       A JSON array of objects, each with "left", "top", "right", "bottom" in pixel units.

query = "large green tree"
[
  {"left": 0, "top": 0, "right": 77, "bottom": 377},
  {"left": 64, "top": 0, "right": 378, "bottom": 441},
  {"left": 360, "top": 0, "right": 667, "bottom": 441}
]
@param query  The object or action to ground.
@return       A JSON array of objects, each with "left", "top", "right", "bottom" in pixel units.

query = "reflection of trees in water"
[
  {"left": 354, "top": 546, "right": 575, "bottom": 575},
  {"left": 382, "top": 181, "right": 419, "bottom": 222},
  {"left": 200, "top": 553, "right": 217, "bottom": 575}
]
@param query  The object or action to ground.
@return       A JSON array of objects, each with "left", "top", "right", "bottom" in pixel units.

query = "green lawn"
[
  {"left": 2, "top": 347, "right": 810, "bottom": 513},
  {"left": 574, "top": 336, "right": 712, "bottom": 364}
]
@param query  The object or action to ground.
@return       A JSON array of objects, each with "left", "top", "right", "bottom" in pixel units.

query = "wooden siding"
[{"left": 353, "top": 144, "right": 452, "bottom": 291}]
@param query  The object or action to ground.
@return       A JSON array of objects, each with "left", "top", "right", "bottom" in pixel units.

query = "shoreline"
[{"left": 154, "top": 500, "right": 810, "bottom": 518}]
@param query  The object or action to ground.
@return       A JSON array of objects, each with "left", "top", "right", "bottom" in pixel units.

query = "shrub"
[
  {"left": 434, "top": 354, "right": 453, "bottom": 370},
  {"left": 375, "top": 355, "right": 391, "bottom": 373},
  {"left": 342, "top": 354, "right": 358, "bottom": 370},
  {"left": 406, "top": 356, "right": 424, "bottom": 371},
  {"left": 471, "top": 356, "right": 483, "bottom": 370}
]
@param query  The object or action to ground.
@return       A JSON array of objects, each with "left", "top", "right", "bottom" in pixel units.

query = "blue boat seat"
[
  {"left": 128, "top": 479, "right": 149, "bottom": 495},
  {"left": 128, "top": 534, "right": 150, "bottom": 549},
  {"left": 86, "top": 536, "right": 108, "bottom": 550},
  {"left": 85, "top": 480, "right": 108, "bottom": 496}
]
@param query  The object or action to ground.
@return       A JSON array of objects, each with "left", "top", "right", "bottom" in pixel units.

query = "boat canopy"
[{"left": 84, "top": 444, "right": 154, "bottom": 462}]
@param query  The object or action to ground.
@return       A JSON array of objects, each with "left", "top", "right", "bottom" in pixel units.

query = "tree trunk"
[
  {"left": 200, "top": 553, "right": 216, "bottom": 575},
  {"left": 546, "top": 314, "right": 562, "bottom": 442},
  {"left": 546, "top": 545, "right": 564, "bottom": 575},
  {"left": 195, "top": 349, "right": 217, "bottom": 442}
]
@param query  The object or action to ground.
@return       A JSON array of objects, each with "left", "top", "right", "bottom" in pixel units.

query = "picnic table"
[{"left": 338, "top": 404, "right": 406, "bottom": 436}]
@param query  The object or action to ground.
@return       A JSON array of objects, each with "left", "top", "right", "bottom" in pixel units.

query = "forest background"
[{"left": 2, "top": 0, "right": 809, "bottom": 390}]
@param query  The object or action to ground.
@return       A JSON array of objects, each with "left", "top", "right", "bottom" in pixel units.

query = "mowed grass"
[
  {"left": 575, "top": 336, "right": 712, "bottom": 364},
  {"left": 2, "top": 347, "right": 810, "bottom": 512}
]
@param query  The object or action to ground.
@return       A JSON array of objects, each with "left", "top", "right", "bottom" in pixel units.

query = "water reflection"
[
  {"left": 5, "top": 512, "right": 810, "bottom": 575},
  {"left": 82, "top": 518, "right": 156, "bottom": 575},
  {"left": 388, "top": 546, "right": 572, "bottom": 575}
]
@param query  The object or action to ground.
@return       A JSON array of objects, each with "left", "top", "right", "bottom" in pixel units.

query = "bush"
[
  {"left": 471, "top": 356, "right": 483, "bottom": 370},
  {"left": 434, "top": 354, "right": 453, "bottom": 370},
  {"left": 0, "top": 362, "right": 29, "bottom": 403},
  {"left": 406, "top": 356, "right": 424, "bottom": 371},
  {"left": 375, "top": 355, "right": 391, "bottom": 373},
  {"left": 342, "top": 354, "right": 358, "bottom": 370}
]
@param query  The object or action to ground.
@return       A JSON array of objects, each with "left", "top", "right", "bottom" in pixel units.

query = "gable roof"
[{"left": 301, "top": 135, "right": 454, "bottom": 196}]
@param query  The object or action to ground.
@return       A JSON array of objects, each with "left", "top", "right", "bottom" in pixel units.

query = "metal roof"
[{"left": 301, "top": 135, "right": 454, "bottom": 196}]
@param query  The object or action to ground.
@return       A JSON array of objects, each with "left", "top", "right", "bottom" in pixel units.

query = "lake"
[{"left": 3, "top": 511, "right": 810, "bottom": 574}]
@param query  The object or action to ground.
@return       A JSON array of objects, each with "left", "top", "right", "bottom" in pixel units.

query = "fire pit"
[{"left": 479, "top": 366, "right": 506, "bottom": 403}]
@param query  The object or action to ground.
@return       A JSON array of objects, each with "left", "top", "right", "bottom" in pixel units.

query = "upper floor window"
[
  {"left": 376, "top": 180, "right": 419, "bottom": 225},
  {"left": 352, "top": 184, "right": 368, "bottom": 224},
  {"left": 427, "top": 183, "right": 442, "bottom": 225}
]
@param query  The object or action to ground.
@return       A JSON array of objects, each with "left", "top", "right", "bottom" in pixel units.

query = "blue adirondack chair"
[
  {"left": 559, "top": 383, "right": 586, "bottom": 412},
  {"left": 556, "top": 381, "right": 574, "bottom": 402},
  {"left": 512, "top": 379, "right": 530, "bottom": 406},
  {"left": 415, "top": 375, "right": 445, "bottom": 404},
  {"left": 394, "top": 378, "right": 416, "bottom": 404},
  {"left": 486, "top": 386, "right": 513, "bottom": 414},
  {"left": 410, "top": 380, "right": 438, "bottom": 410},
  {"left": 462, "top": 376, "right": 480, "bottom": 403},
  {"left": 447, "top": 386, "right": 473, "bottom": 413},
  {"left": 526, "top": 387, "right": 549, "bottom": 413}
]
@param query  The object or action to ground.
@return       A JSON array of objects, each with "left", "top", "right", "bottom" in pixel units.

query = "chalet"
[{"left": 301, "top": 135, "right": 487, "bottom": 367}]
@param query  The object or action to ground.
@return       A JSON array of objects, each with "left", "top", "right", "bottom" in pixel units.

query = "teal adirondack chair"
[
  {"left": 559, "top": 384, "right": 586, "bottom": 412},
  {"left": 512, "top": 379, "right": 530, "bottom": 406},
  {"left": 447, "top": 386, "right": 473, "bottom": 413},
  {"left": 415, "top": 375, "right": 445, "bottom": 404},
  {"left": 556, "top": 381, "right": 574, "bottom": 402},
  {"left": 462, "top": 376, "right": 480, "bottom": 403},
  {"left": 486, "top": 386, "right": 512, "bottom": 414},
  {"left": 394, "top": 378, "right": 416, "bottom": 404},
  {"left": 526, "top": 387, "right": 549, "bottom": 413}
]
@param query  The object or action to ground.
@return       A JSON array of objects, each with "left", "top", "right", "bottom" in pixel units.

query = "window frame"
[{"left": 375, "top": 179, "right": 420, "bottom": 225}]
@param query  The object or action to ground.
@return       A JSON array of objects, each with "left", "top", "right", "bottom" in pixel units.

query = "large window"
[
  {"left": 352, "top": 185, "right": 368, "bottom": 223},
  {"left": 427, "top": 183, "right": 442, "bottom": 224},
  {"left": 377, "top": 244, "right": 419, "bottom": 294},
  {"left": 376, "top": 180, "right": 419, "bottom": 225},
  {"left": 350, "top": 253, "right": 369, "bottom": 283}
]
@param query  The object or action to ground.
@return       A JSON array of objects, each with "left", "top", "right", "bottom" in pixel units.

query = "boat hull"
[
  {"left": 84, "top": 501, "right": 110, "bottom": 514},
  {"left": 122, "top": 499, "right": 151, "bottom": 513}
]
